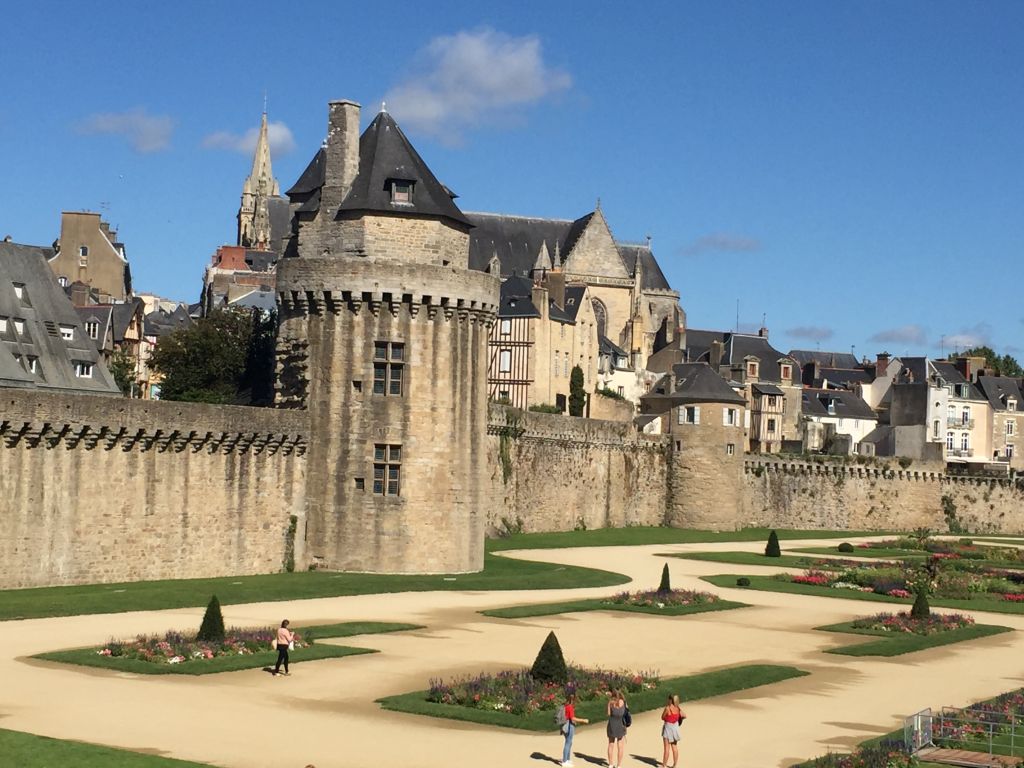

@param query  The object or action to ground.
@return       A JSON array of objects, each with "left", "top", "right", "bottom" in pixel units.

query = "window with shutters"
[{"left": 678, "top": 405, "right": 700, "bottom": 425}]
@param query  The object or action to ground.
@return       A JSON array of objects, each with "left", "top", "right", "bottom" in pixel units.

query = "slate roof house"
[{"left": 0, "top": 240, "right": 119, "bottom": 394}]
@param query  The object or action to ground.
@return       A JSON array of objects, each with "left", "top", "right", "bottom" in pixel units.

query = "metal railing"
[
  {"left": 932, "top": 705, "right": 1023, "bottom": 758},
  {"left": 947, "top": 448, "right": 975, "bottom": 458},
  {"left": 948, "top": 417, "right": 976, "bottom": 429}
]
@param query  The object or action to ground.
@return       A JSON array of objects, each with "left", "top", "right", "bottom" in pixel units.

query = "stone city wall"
[
  {"left": 741, "top": 457, "right": 1024, "bottom": 535},
  {"left": 0, "top": 390, "right": 308, "bottom": 588},
  {"left": 485, "top": 404, "right": 669, "bottom": 534}
]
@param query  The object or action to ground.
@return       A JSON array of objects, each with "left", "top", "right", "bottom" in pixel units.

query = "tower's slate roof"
[
  {"left": 286, "top": 147, "right": 326, "bottom": 197},
  {"left": 644, "top": 362, "right": 746, "bottom": 408},
  {"left": 337, "top": 111, "right": 471, "bottom": 227}
]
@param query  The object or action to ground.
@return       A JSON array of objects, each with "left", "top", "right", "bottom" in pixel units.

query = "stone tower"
[
  {"left": 276, "top": 100, "right": 500, "bottom": 574},
  {"left": 237, "top": 111, "right": 281, "bottom": 248}
]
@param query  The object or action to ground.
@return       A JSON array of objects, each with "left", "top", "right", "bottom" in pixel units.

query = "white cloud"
[
  {"left": 679, "top": 233, "right": 761, "bottom": 256},
  {"left": 75, "top": 108, "right": 174, "bottom": 153},
  {"left": 383, "top": 28, "right": 571, "bottom": 142},
  {"left": 787, "top": 326, "right": 834, "bottom": 342},
  {"left": 942, "top": 323, "right": 992, "bottom": 353},
  {"left": 869, "top": 324, "right": 928, "bottom": 346},
  {"left": 202, "top": 121, "right": 296, "bottom": 156}
]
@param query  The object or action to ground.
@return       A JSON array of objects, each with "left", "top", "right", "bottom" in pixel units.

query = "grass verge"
[
  {"left": 0, "top": 728, "right": 213, "bottom": 767},
  {"left": 300, "top": 621, "right": 423, "bottom": 640},
  {"left": 0, "top": 553, "right": 628, "bottom": 622},
  {"left": 482, "top": 598, "right": 747, "bottom": 619},
  {"left": 703, "top": 574, "right": 1024, "bottom": 615},
  {"left": 666, "top": 551, "right": 845, "bottom": 569},
  {"left": 36, "top": 643, "right": 372, "bottom": 675},
  {"left": 815, "top": 621, "right": 1012, "bottom": 656},
  {"left": 487, "top": 526, "right": 882, "bottom": 552},
  {"left": 377, "top": 663, "right": 808, "bottom": 731}
]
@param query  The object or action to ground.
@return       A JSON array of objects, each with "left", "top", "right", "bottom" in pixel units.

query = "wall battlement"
[
  {"left": 1, "top": 390, "right": 308, "bottom": 454},
  {"left": 744, "top": 456, "right": 1021, "bottom": 489},
  {"left": 487, "top": 403, "right": 667, "bottom": 451}
]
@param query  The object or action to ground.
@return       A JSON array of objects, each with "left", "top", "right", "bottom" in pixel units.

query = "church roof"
[
  {"left": 336, "top": 111, "right": 471, "bottom": 227},
  {"left": 617, "top": 243, "right": 672, "bottom": 291}
]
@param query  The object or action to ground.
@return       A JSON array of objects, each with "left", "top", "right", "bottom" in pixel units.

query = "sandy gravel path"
[{"left": 4, "top": 536, "right": 1024, "bottom": 768}]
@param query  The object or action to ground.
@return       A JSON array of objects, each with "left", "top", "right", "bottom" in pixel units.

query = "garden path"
[{"left": 4, "top": 535, "right": 1024, "bottom": 768}]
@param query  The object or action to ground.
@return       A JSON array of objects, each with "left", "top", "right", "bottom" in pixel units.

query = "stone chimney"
[
  {"left": 531, "top": 282, "right": 549, "bottom": 322},
  {"left": 758, "top": 325, "right": 769, "bottom": 339},
  {"left": 69, "top": 281, "right": 91, "bottom": 307},
  {"left": 876, "top": 352, "right": 890, "bottom": 377},
  {"left": 710, "top": 339, "right": 724, "bottom": 370},
  {"left": 321, "top": 100, "right": 361, "bottom": 214},
  {"left": 954, "top": 356, "right": 970, "bottom": 381},
  {"left": 546, "top": 270, "right": 566, "bottom": 310}
]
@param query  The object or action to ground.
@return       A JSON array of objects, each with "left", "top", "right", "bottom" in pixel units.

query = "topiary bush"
[
  {"left": 910, "top": 590, "right": 930, "bottom": 619},
  {"left": 658, "top": 563, "right": 671, "bottom": 593},
  {"left": 531, "top": 631, "right": 568, "bottom": 684},
  {"left": 837, "top": 542, "right": 855, "bottom": 553},
  {"left": 765, "top": 530, "right": 781, "bottom": 558},
  {"left": 736, "top": 577, "right": 751, "bottom": 587},
  {"left": 196, "top": 595, "right": 226, "bottom": 642}
]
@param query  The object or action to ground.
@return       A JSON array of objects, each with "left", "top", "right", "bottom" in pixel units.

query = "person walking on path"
[
  {"left": 606, "top": 690, "right": 628, "bottom": 768},
  {"left": 559, "top": 692, "right": 588, "bottom": 767},
  {"left": 272, "top": 619, "right": 294, "bottom": 677},
  {"left": 659, "top": 693, "right": 685, "bottom": 768}
]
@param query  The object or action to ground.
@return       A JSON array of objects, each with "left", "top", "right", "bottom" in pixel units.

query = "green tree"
[
  {"left": 530, "top": 631, "right": 568, "bottom": 684},
  {"left": 961, "top": 346, "right": 1024, "bottom": 378},
  {"left": 658, "top": 563, "right": 672, "bottom": 593},
  {"left": 196, "top": 595, "right": 226, "bottom": 642},
  {"left": 568, "top": 365, "right": 586, "bottom": 417},
  {"left": 108, "top": 347, "right": 137, "bottom": 397},
  {"left": 150, "top": 308, "right": 276, "bottom": 404},
  {"left": 765, "top": 530, "right": 781, "bottom": 557}
]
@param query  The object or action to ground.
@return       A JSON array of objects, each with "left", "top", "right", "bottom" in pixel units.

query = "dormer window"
[
  {"left": 12, "top": 282, "right": 24, "bottom": 300},
  {"left": 388, "top": 179, "right": 414, "bottom": 205},
  {"left": 780, "top": 364, "right": 792, "bottom": 381},
  {"left": 747, "top": 362, "right": 759, "bottom": 377},
  {"left": 1010, "top": 399, "right": 1018, "bottom": 412}
]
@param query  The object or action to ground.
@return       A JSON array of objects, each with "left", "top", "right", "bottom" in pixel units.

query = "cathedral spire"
[{"left": 238, "top": 109, "right": 281, "bottom": 248}]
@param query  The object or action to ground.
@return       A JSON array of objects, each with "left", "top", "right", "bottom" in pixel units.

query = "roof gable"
[{"left": 562, "top": 208, "right": 629, "bottom": 279}]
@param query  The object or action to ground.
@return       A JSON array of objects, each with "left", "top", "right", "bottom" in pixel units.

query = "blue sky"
[{"left": 4, "top": 2, "right": 1023, "bottom": 359}]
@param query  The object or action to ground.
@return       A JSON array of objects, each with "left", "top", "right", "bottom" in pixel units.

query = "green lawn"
[
  {"left": 34, "top": 621, "right": 421, "bottom": 675},
  {"left": 815, "top": 621, "right": 1012, "bottom": 656},
  {"left": 36, "top": 643, "right": 373, "bottom": 675},
  {"left": 0, "top": 553, "right": 629, "bottom": 622},
  {"left": 703, "top": 574, "right": 1024, "bottom": 615},
  {"left": 487, "top": 526, "right": 883, "bottom": 552},
  {"left": 0, "top": 728, "right": 213, "bottom": 767},
  {"left": 792, "top": 546, "right": 927, "bottom": 560},
  {"left": 377, "top": 663, "right": 808, "bottom": 731},
  {"left": 666, "top": 551, "right": 847, "bottom": 569},
  {"left": 482, "top": 598, "right": 747, "bottom": 619}
]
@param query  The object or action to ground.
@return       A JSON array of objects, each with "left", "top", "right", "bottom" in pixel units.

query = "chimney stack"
[
  {"left": 876, "top": 352, "right": 890, "bottom": 377},
  {"left": 546, "top": 270, "right": 566, "bottom": 310},
  {"left": 321, "top": 100, "right": 361, "bottom": 214},
  {"left": 710, "top": 339, "right": 724, "bottom": 370}
]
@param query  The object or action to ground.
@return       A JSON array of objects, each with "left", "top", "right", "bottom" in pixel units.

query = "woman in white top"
[{"left": 272, "top": 619, "right": 294, "bottom": 677}]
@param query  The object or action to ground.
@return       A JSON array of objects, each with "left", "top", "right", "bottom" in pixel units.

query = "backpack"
[
  {"left": 622, "top": 707, "right": 632, "bottom": 728},
  {"left": 555, "top": 705, "right": 568, "bottom": 729}
]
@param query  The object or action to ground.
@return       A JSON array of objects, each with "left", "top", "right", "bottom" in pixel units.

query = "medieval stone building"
[{"left": 276, "top": 101, "right": 499, "bottom": 573}]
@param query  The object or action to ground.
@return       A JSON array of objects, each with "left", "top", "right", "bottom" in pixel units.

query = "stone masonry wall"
[
  {"left": 485, "top": 404, "right": 668, "bottom": 533},
  {"left": 741, "top": 457, "right": 1024, "bottom": 534},
  {"left": 0, "top": 390, "right": 308, "bottom": 588}
]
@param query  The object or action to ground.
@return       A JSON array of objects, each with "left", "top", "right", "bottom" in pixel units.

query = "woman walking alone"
[
  {"left": 660, "top": 693, "right": 685, "bottom": 768},
  {"left": 606, "top": 690, "right": 628, "bottom": 768},
  {"left": 272, "top": 619, "right": 294, "bottom": 677}
]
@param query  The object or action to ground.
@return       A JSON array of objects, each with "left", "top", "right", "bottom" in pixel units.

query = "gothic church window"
[
  {"left": 591, "top": 298, "right": 607, "bottom": 340},
  {"left": 373, "top": 341, "right": 404, "bottom": 395}
]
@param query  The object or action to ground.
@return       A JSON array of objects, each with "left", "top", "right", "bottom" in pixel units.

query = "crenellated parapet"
[
  {"left": 743, "top": 456, "right": 1021, "bottom": 489},
  {"left": 486, "top": 402, "right": 666, "bottom": 451},
  {"left": 0, "top": 390, "right": 309, "bottom": 455},
  {"left": 277, "top": 258, "right": 499, "bottom": 326}
]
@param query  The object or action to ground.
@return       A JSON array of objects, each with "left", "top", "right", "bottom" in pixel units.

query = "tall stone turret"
[
  {"left": 238, "top": 111, "right": 281, "bottom": 248},
  {"left": 276, "top": 100, "right": 500, "bottom": 573}
]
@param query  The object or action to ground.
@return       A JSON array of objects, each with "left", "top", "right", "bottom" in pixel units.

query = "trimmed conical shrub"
[
  {"left": 531, "top": 631, "right": 568, "bottom": 684},
  {"left": 911, "top": 590, "right": 930, "bottom": 619},
  {"left": 196, "top": 595, "right": 226, "bottom": 642},
  {"left": 658, "top": 563, "right": 671, "bottom": 593},
  {"left": 765, "top": 530, "right": 781, "bottom": 558}
]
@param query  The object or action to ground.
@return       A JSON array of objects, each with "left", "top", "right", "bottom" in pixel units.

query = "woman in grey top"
[{"left": 606, "top": 690, "right": 628, "bottom": 768}]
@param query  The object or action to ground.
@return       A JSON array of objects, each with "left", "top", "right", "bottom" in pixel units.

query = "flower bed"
[
  {"left": 427, "top": 665, "right": 657, "bottom": 715},
  {"left": 98, "top": 627, "right": 309, "bottom": 666},
  {"left": 802, "top": 740, "right": 918, "bottom": 767},
  {"left": 602, "top": 588, "right": 720, "bottom": 608},
  {"left": 850, "top": 612, "right": 974, "bottom": 635}
]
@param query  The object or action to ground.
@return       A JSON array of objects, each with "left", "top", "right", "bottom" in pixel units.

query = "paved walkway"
[{"left": 4, "top": 537, "right": 1024, "bottom": 768}]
